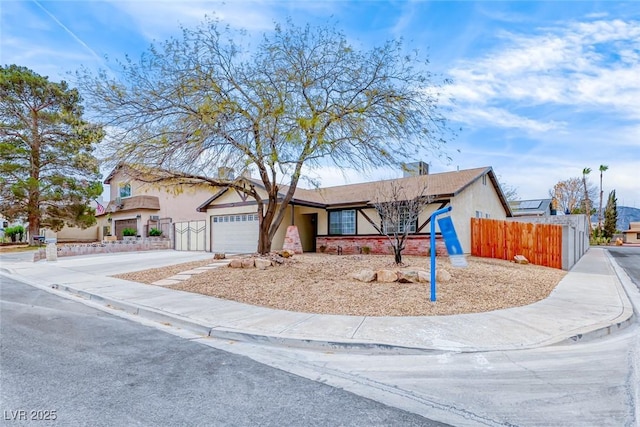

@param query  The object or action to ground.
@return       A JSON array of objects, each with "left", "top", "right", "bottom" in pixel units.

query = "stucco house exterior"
[
  {"left": 622, "top": 222, "right": 640, "bottom": 244},
  {"left": 97, "top": 165, "right": 211, "bottom": 245},
  {"left": 197, "top": 166, "right": 512, "bottom": 255}
]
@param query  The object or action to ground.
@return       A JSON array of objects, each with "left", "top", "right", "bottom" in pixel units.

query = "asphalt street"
[
  {"left": 608, "top": 246, "right": 640, "bottom": 289},
  {"left": 0, "top": 276, "right": 448, "bottom": 427}
]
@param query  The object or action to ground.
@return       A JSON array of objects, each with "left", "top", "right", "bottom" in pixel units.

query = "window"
[
  {"left": 482, "top": 175, "right": 487, "bottom": 185},
  {"left": 119, "top": 183, "right": 131, "bottom": 198},
  {"left": 476, "top": 210, "right": 482, "bottom": 218},
  {"left": 382, "top": 207, "right": 417, "bottom": 234},
  {"left": 329, "top": 210, "right": 356, "bottom": 235}
]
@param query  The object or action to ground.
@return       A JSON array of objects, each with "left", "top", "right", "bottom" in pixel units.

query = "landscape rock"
[
  {"left": 255, "top": 258, "right": 272, "bottom": 270},
  {"left": 417, "top": 270, "right": 430, "bottom": 283},
  {"left": 514, "top": 255, "right": 529, "bottom": 265},
  {"left": 214, "top": 253, "right": 226, "bottom": 260},
  {"left": 228, "top": 259, "right": 243, "bottom": 268},
  {"left": 397, "top": 270, "right": 420, "bottom": 283},
  {"left": 241, "top": 258, "right": 255, "bottom": 268},
  {"left": 376, "top": 269, "right": 397, "bottom": 283},
  {"left": 280, "top": 249, "right": 295, "bottom": 258},
  {"left": 351, "top": 269, "right": 376, "bottom": 283},
  {"left": 270, "top": 254, "right": 285, "bottom": 265},
  {"left": 436, "top": 268, "right": 451, "bottom": 282}
]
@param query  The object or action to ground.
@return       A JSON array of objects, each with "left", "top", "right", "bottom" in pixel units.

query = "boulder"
[
  {"left": 241, "top": 258, "right": 255, "bottom": 268},
  {"left": 417, "top": 270, "right": 430, "bottom": 283},
  {"left": 514, "top": 255, "right": 529, "bottom": 265},
  {"left": 376, "top": 269, "right": 397, "bottom": 283},
  {"left": 397, "top": 270, "right": 420, "bottom": 283},
  {"left": 229, "top": 259, "right": 243, "bottom": 268},
  {"left": 436, "top": 268, "right": 451, "bottom": 282},
  {"left": 255, "top": 258, "right": 272, "bottom": 270},
  {"left": 213, "top": 253, "right": 226, "bottom": 260},
  {"left": 352, "top": 269, "right": 376, "bottom": 283},
  {"left": 280, "top": 249, "right": 295, "bottom": 258}
]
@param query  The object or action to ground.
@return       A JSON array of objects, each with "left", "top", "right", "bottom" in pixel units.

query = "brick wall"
[
  {"left": 316, "top": 235, "right": 447, "bottom": 256},
  {"left": 33, "top": 238, "right": 172, "bottom": 261}
]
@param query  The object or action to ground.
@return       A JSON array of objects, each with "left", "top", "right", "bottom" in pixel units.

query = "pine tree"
[
  {"left": 0, "top": 65, "right": 104, "bottom": 240},
  {"left": 603, "top": 190, "right": 617, "bottom": 239}
]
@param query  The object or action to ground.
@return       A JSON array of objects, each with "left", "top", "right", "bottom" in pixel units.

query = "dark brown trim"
[
  {"left": 196, "top": 188, "right": 229, "bottom": 212},
  {"left": 234, "top": 188, "right": 250, "bottom": 202},
  {"left": 327, "top": 208, "right": 358, "bottom": 236},
  {"left": 205, "top": 200, "right": 259, "bottom": 209},
  {"left": 358, "top": 209, "right": 380, "bottom": 232},
  {"left": 416, "top": 200, "right": 450, "bottom": 232}
]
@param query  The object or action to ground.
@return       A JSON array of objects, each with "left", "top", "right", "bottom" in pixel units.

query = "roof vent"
[{"left": 402, "top": 161, "right": 429, "bottom": 177}]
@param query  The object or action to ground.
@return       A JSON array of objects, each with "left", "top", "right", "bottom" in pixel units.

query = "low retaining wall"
[
  {"left": 33, "top": 239, "right": 172, "bottom": 262},
  {"left": 316, "top": 235, "right": 447, "bottom": 256}
]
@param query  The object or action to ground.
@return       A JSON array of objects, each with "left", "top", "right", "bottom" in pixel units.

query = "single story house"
[
  {"left": 97, "top": 164, "right": 211, "bottom": 247},
  {"left": 509, "top": 199, "right": 555, "bottom": 217},
  {"left": 622, "top": 222, "right": 640, "bottom": 244},
  {"left": 197, "top": 165, "right": 512, "bottom": 255}
]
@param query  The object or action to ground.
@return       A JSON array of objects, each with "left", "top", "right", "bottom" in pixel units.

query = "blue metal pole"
[{"left": 430, "top": 206, "right": 452, "bottom": 302}]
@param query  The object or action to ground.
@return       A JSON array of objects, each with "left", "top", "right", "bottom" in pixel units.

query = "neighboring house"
[
  {"left": 39, "top": 198, "right": 103, "bottom": 243},
  {"left": 197, "top": 166, "right": 512, "bottom": 255},
  {"left": 0, "top": 214, "right": 28, "bottom": 242},
  {"left": 509, "top": 199, "right": 555, "bottom": 217},
  {"left": 97, "top": 165, "right": 211, "bottom": 246},
  {"left": 622, "top": 222, "right": 640, "bottom": 244}
]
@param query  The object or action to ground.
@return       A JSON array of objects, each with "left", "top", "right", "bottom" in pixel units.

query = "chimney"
[
  {"left": 217, "top": 167, "right": 234, "bottom": 179},
  {"left": 402, "top": 161, "right": 429, "bottom": 177}
]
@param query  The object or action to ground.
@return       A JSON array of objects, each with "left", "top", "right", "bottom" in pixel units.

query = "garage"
[{"left": 211, "top": 213, "right": 259, "bottom": 254}]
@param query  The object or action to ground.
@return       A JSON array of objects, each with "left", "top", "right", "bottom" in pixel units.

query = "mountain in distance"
[
  {"left": 594, "top": 206, "right": 640, "bottom": 232},
  {"left": 617, "top": 206, "right": 640, "bottom": 232}
]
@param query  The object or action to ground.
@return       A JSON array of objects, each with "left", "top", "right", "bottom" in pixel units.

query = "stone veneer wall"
[
  {"left": 33, "top": 238, "right": 172, "bottom": 262},
  {"left": 316, "top": 235, "right": 447, "bottom": 256}
]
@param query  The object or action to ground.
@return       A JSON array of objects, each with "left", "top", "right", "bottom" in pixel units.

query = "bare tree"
[
  {"left": 370, "top": 181, "right": 432, "bottom": 265},
  {"left": 77, "top": 19, "right": 452, "bottom": 254},
  {"left": 497, "top": 176, "right": 519, "bottom": 202},
  {"left": 549, "top": 176, "right": 597, "bottom": 215}
]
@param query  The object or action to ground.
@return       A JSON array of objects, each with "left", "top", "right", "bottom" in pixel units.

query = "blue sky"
[{"left": 2, "top": 1, "right": 639, "bottom": 207}]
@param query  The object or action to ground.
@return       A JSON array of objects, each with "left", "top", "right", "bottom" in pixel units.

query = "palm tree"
[
  {"left": 598, "top": 164, "right": 608, "bottom": 231},
  {"left": 582, "top": 167, "right": 592, "bottom": 235}
]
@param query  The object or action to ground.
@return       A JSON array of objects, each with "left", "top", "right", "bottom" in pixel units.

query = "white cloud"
[
  {"left": 447, "top": 17, "right": 640, "bottom": 126},
  {"left": 449, "top": 106, "right": 563, "bottom": 133}
]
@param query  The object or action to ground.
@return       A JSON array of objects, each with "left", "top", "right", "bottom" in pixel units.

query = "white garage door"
[{"left": 211, "top": 213, "right": 259, "bottom": 254}]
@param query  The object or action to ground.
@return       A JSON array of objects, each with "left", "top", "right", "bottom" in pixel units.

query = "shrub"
[
  {"left": 5, "top": 225, "right": 25, "bottom": 242},
  {"left": 361, "top": 246, "right": 371, "bottom": 254},
  {"left": 149, "top": 228, "right": 163, "bottom": 237},
  {"left": 318, "top": 245, "right": 327, "bottom": 253},
  {"left": 122, "top": 228, "right": 137, "bottom": 236}
]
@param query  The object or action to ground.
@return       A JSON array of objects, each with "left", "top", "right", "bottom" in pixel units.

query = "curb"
[
  {"left": 554, "top": 251, "right": 636, "bottom": 346},
  {"left": 1, "top": 250, "right": 637, "bottom": 354}
]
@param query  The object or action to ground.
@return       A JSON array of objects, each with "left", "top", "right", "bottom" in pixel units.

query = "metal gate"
[{"left": 173, "top": 220, "right": 206, "bottom": 251}]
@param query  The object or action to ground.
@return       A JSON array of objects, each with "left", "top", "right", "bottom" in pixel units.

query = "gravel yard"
[{"left": 113, "top": 254, "right": 566, "bottom": 317}]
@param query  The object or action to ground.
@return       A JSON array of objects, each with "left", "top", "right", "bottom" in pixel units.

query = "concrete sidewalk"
[{"left": 1, "top": 248, "right": 637, "bottom": 352}]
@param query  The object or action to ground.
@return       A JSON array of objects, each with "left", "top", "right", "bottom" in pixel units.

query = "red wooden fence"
[{"left": 470, "top": 218, "right": 562, "bottom": 269}]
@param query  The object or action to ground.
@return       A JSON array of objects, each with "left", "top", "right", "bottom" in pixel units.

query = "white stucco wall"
[{"left": 450, "top": 176, "right": 508, "bottom": 252}]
